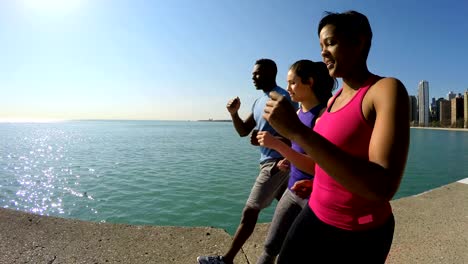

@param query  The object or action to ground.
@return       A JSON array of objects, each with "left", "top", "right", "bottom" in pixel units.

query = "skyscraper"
[
  {"left": 418, "top": 80, "right": 429, "bottom": 127},
  {"left": 447, "top": 91, "right": 456, "bottom": 100},
  {"left": 409, "top": 95, "right": 418, "bottom": 124},
  {"left": 440, "top": 99, "right": 451, "bottom": 127},
  {"left": 430, "top": 97, "right": 437, "bottom": 121},
  {"left": 451, "top": 97, "right": 464, "bottom": 127},
  {"left": 433, "top": 97, "right": 445, "bottom": 123},
  {"left": 465, "top": 90, "right": 468, "bottom": 128}
]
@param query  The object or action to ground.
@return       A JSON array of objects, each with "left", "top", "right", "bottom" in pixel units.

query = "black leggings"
[{"left": 277, "top": 205, "right": 395, "bottom": 264}]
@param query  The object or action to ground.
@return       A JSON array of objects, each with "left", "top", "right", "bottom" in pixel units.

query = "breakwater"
[{"left": 1, "top": 179, "right": 467, "bottom": 263}]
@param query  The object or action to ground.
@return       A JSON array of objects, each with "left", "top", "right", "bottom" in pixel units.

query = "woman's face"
[
  {"left": 287, "top": 69, "right": 314, "bottom": 103},
  {"left": 319, "top": 24, "right": 361, "bottom": 78}
]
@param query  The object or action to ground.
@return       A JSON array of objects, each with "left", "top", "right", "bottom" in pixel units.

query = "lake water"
[{"left": 0, "top": 121, "right": 466, "bottom": 234}]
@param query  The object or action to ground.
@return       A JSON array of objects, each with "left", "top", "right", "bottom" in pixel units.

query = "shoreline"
[
  {"left": 1, "top": 179, "right": 467, "bottom": 263},
  {"left": 410, "top": 126, "right": 467, "bottom": 132}
]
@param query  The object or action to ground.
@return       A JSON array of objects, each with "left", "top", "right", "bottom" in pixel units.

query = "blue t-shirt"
[{"left": 252, "top": 86, "right": 298, "bottom": 163}]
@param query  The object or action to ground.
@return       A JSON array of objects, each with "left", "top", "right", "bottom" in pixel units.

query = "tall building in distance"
[
  {"left": 433, "top": 97, "right": 445, "bottom": 123},
  {"left": 447, "top": 91, "right": 456, "bottom": 100},
  {"left": 440, "top": 99, "right": 451, "bottom": 127},
  {"left": 451, "top": 96, "right": 464, "bottom": 127},
  {"left": 430, "top": 97, "right": 437, "bottom": 121},
  {"left": 409, "top": 95, "right": 418, "bottom": 124},
  {"left": 465, "top": 90, "right": 468, "bottom": 128},
  {"left": 407, "top": 84, "right": 466, "bottom": 128},
  {"left": 418, "top": 80, "right": 429, "bottom": 126}
]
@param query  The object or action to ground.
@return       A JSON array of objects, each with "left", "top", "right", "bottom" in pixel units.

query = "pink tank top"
[{"left": 309, "top": 76, "right": 392, "bottom": 231}]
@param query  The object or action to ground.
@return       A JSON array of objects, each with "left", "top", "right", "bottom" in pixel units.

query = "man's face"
[{"left": 251, "top": 64, "right": 269, "bottom": 90}]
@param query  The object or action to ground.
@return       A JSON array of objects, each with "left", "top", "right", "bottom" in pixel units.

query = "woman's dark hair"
[
  {"left": 289, "top": 60, "right": 336, "bottom": 105},
  {"left": 317, "top": 10, "right": 373, "bottom": 60}
]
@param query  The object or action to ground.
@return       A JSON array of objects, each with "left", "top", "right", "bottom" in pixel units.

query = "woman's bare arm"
[{"left": 264, "top": 78, "right": 410, "bottom": 202}]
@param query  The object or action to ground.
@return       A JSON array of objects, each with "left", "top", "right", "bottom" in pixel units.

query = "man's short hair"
[{"left": 255, "top": 58, "right": 278, "bottom": 77}]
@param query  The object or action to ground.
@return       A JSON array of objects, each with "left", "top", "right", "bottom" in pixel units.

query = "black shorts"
[{"left": 277, "top": 205, "right": 395, "bottom": 264}]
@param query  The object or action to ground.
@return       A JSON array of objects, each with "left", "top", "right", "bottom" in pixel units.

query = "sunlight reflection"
[{"left": 21, "top": 0, "right": 84, "bottom": 13}]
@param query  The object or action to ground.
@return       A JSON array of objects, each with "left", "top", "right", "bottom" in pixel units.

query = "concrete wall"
[{"left": 1, "top": 180, "right": 467, "bottom": 263}]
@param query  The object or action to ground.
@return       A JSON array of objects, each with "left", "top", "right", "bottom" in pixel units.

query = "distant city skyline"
[
  {"left": 409, "top": 88, "right": 467, "bottom": 102},
  {"left": 1, "top": 0, "right": 468, "bottom": 121},
  {"left": 409, "top": 79, "right": 467, "bottom": 128}
]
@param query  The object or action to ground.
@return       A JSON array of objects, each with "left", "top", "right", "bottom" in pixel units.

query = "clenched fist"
[
  {"left": 227, "top": 97, "right": 241, "bottom": 115},
  {"left": 263, "top": 91, "right": 303, "bottom": 140}
]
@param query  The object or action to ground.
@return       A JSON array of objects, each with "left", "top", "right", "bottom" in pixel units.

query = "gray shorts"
[{"left": 245, "top": 159, "right": 289, "bottom": 210}]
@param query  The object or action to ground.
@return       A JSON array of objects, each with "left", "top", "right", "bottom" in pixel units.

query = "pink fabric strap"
[{"left": 309, "top": 76, "right": 392, "bottom": 231}]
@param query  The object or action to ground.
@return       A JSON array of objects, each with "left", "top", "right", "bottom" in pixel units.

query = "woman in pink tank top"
[{"left": 263, "top": 11, "right": 410, "bottom": 263}]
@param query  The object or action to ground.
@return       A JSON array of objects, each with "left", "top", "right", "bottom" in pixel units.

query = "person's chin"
[{"left": 328, "top": 68, "right": 339, "bottom": 78}]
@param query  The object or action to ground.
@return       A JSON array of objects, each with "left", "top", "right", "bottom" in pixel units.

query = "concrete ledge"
[
  {"left": 242, "top": 180, "right": 468, "bottom": 264},
  {"left": 1, "top": 180, "right": 467, "bottom": 263},
  {"left": 386, "top": 180, "right": 468, "bottom": 264},
  {"left": 0, "top": 209, "right": 248, "bottom": 264}
]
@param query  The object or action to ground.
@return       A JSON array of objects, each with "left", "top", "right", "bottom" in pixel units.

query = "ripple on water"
[{"left": 2, "top": 123, "right": 465, "bottom": 235}]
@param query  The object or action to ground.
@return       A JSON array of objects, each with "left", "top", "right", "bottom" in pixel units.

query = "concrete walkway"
[
  {"left": 242, "top": 179, "right": 468, "bottom": 264},
  {"left": 1, "top": 180, "right": 467, "bottom": 263}
]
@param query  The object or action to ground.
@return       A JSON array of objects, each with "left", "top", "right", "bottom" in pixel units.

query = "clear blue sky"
[{"left": 1, "top": 0, "right": 467, "bottom": 121}]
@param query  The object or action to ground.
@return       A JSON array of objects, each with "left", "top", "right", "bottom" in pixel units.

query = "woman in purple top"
[{"left": 255, "top": 60, "right": 335, "bottom": 264}]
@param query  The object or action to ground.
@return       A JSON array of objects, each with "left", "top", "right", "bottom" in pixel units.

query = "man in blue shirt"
[{"left": 198, "top": 59, "right": 298, "bottom": 264}]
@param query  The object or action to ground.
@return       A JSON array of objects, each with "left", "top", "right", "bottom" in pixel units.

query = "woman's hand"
[
  {"left": 291, "top": 179, "right": 313, "bottom": 199},
  {"left": 256, "top": 131, "right": 280, "bottom": 149},
  {"left": 277, "top": 158, "right": 290, "bottom": 172},
  {"left": 263, "top": 91, "right": 305, "bottom": 140}
]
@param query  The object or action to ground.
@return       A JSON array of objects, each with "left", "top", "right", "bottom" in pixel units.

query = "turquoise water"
[{"left": 0, "top": 121, "right": 467, "bottom": 234}]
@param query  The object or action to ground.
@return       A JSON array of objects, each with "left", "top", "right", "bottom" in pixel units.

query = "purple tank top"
[{"left": 288, "top": 104, "right": 324, "bottom": 190}]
